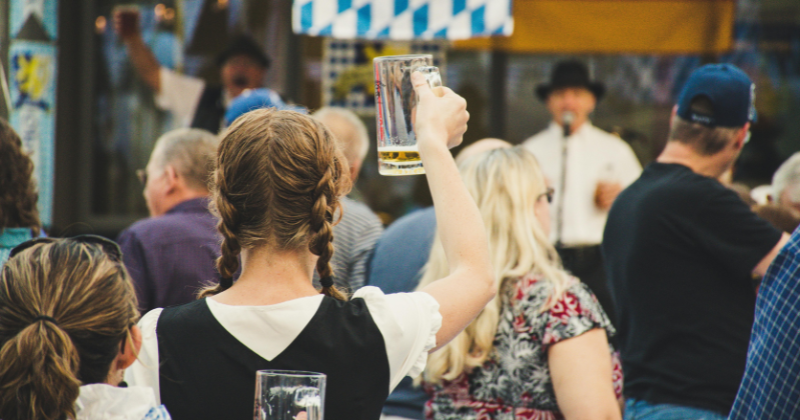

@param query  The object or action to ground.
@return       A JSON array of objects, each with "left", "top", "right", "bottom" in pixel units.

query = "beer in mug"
[{"left": 374, "top": 55, "right": 441, "bottom": 175}]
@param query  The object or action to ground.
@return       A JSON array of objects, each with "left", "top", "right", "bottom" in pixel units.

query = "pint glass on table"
[
  {"left": 254, "top": 370, "right": 326, "bottom": 420},
  {"left": 374, "top": 55, "right": 442, "bottom": 176}
]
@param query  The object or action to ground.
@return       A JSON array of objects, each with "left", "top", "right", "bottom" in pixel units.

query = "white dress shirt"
[
  {"left": 155, "top": 67, "right": 232, "bottom": 128},
  {"left": 524, "top": 121, "right": 642, "bottom": 247}
]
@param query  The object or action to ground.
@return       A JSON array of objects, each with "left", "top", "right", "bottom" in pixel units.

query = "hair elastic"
[
  {"left": 320, "top": 276, "right": 334, "bottom": 288},
  {"left": 33, "top": 315, "right": 59, "bottom": 325}
]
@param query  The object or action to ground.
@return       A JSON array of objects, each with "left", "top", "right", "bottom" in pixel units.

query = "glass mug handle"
[{"left": 414, "top": 66, "right": 443, "bottom": 90}]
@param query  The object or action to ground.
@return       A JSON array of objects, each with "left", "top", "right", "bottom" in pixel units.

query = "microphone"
[{"left": 562, "top": 111, "right": 575, "bottom": 138}]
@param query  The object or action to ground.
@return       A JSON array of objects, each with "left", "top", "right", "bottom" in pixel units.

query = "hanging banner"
[
  {"left": 8, "top": 41, "right": 57, "bottom": 226},
  {"left": 322, "top": 39, "right": 446, "bottom": 114},
  {"left": 454, "top": 0, "right": 735, "bottom": 54},
  {"left": 293, "top": 0, "right": 513, "bottom": 40},
  {"left": 10, "top": 0, "right": 58, "bottom": 41}
]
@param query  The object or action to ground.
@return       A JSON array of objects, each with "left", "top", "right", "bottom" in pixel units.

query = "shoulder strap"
[
  {"left": 190, "top": 86, "right": 224, "bottom": 133},
  {"left": 157, "top": 299, "right": 269, "bottom": 420},
  {"left": 157, "top": 297, "right": 392, "bottom": 420}
]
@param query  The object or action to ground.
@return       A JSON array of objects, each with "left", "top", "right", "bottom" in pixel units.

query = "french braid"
[
  {"left": 309, "top": 165, "right": 346, "bottom": 300},
  {"left": 198, "top": 108, "right": 351, "bottom": 300}
]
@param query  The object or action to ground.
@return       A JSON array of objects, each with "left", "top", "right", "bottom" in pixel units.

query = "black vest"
[
  {"left": 156, "top": 297, "right": 391, "bottom": 420},
  {"left": 190, "top": 86, "right": 225, "bottom": 133}
]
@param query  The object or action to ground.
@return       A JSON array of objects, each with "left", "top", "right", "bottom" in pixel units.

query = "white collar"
[
  {"left": 548, "top": 120, "right": 594, "bottom": 137},
  {"left": 75, "top": 384, "right": 168, "bottom": 420}
]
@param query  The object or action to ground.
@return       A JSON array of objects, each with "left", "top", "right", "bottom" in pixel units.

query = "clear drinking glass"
[
  {"left": 374, "top": 54, "right": 442, "bottom": 176},
  {"left": 254, "top": 370, "right": 326, "bottom": 420}
]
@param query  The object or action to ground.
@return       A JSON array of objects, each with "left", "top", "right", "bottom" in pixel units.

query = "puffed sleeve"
[
  {"left": 353, "top": 286, "right": 442, "bottom": 392},
  {"left": 125, "top": 308, "right": 163, "bottom": 404},
  {"left": 541, "top": 280, "right": 615, "bottom": 351}
]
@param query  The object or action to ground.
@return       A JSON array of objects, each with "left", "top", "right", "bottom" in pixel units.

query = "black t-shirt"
[{"left": 602, "top": 162, "right": 782, "bottom": 415}]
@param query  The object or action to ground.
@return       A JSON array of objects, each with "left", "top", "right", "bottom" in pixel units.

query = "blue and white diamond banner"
[{"left": 293, "top": 0, "right": 513, "bottom": 40}]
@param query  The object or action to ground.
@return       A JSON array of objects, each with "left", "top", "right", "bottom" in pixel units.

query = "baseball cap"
[
  {"left": 676, "top": 63, "right": 757, "bottom": 128},
  {"left": 225, "top": 88, "right": 308, "bottom": 126}
]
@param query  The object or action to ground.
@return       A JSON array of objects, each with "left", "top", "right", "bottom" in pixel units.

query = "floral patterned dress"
[{"left": 425, "top": 274, "right": 623, "bottom": 420}]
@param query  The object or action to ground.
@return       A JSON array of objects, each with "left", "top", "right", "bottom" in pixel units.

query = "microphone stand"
[{"left": 556, "top": 114, "right": 573, "bottom": 249}]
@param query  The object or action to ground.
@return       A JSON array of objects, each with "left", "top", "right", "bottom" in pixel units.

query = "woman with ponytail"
[
  {"left": 126, "top": 73, "right": 495, "bottom": 420},
  {"left": 0, "top": 236, "right": 170, "bottom": 420}
]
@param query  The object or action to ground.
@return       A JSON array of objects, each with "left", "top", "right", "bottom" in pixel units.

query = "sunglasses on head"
[{"left": 9, "top": 235, "right": 123, "bottom": 262}]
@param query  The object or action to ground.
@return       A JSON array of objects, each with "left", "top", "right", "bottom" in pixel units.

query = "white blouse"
[
  {"left": 75, "top": 383, "right": 170, "bottom": 420},
  {"left": 126, "top": 286, "right": 442, "bottom": 404}
]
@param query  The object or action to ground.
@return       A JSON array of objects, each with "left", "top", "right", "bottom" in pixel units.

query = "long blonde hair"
[{"left": 419, "top": 147, "right": 571, "bottom": 384}]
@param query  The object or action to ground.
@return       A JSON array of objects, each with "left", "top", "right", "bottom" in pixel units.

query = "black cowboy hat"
[
  {"left": 535, "top": 60, "right": 605, "bottom": 102},
  {"left": 216, "top": 34, "right": 271, "bottom": 69}
]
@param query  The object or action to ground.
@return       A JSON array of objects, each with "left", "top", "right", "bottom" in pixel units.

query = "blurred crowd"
[{"left": 2, "top": 11, "right": 800, "bottom": 420}]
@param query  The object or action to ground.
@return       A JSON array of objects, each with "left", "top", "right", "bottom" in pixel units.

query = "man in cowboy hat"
[
  {"left": 523, "top": 60, "right": 641, "bottom": 326},
  {"left": 115, "top": 9, "right": 274, "bottom": 133}
]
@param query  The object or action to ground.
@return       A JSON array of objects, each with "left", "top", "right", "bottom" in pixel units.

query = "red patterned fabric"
[{"left": 425, "top": 274, "right": 623, "bottom": 420}]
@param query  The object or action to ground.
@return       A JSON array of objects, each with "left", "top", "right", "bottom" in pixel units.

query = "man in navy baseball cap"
[
  {"left": 602, "top": 63, "right": 788, "bottom": 420},
  {"left": 677, "top": 63, "right": 757, "bottom": 129}
]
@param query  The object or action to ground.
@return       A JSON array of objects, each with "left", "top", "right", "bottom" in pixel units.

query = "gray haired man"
[
  {"left": 772, "top": 152, "right": 800, "bottom": 212},
  {"left": 118, "top": 128, "right": 221, "bottom": 313},
  {"left": 312, "top": 107, "right": 383, "bottom": 293}
]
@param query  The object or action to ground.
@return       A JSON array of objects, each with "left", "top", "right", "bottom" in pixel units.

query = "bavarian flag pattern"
[{"left": 293, "top": 0, "right": 514, "bottom": 40}]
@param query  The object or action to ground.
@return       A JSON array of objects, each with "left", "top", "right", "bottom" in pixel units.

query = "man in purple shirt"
[{"left": 118, "top": 128, "right": 221, "bottom": 313}]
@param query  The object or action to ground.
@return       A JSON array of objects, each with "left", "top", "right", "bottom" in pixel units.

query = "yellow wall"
[{"left": 455, "top": 0, "right": 735, "bottom": 54}]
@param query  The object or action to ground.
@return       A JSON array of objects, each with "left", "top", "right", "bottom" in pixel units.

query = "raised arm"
[
  {"left": 114, "top": 10, "right": 161, "bottom": 92},
  {"left": 411, "top": 72, "right": 495, "bottom": 350}
]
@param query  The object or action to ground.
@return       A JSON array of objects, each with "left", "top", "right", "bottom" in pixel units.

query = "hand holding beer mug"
[
  {"left": 410, "top": 74, "right": 468, "bottom": 152},
  {"left": 113, "top": 5, "right": 141, "bottom": 40},
  {"left": 374, "top": 55, "right": 447, "bottom": 175}
]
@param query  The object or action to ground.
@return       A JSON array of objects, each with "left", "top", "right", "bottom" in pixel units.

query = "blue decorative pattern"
[
  {"left": 729, "top": 228, "right": 800, "bottom": 419},
  {"left": 321, "top": 39, "right": 446, "bottom": 114},
  {"left": 141, "top": 405, "right": 172, "bottom": 420},
  {"left": 292, "top": 0, "right": 513, "bottom": 40}
]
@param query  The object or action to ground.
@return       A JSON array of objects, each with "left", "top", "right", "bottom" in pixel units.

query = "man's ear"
[
  {"left": 733, "top": 123, "right": 751, "bottom": 151},
  {"left": 667, "top": 105, "right": 679, "bottom": 131},
  {"left": 349, "top": 163, "right": 360, "bottom": 184},
  {"left": 163, "top": 165, "right": 180, "bottom": 193}
]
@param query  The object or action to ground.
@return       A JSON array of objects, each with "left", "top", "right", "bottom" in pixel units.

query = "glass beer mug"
[
  {"left": 254, "top": 370, "right": 326, "bottom": 420},
  {"left": 374, "top": 55, "right": 442, "bottom": 176}
]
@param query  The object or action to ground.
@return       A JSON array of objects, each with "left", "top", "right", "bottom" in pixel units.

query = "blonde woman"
[{"left": 420, "top": 147, "right": 623, "bottom": 420}]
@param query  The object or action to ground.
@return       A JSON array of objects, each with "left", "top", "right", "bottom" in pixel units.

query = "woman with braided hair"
[{"left": 126, "top": 72, "right": 494, "bottom": 420}]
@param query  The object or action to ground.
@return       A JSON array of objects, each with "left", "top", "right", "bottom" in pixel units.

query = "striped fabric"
[
  {"left": 729, "top": 228, "right": 800, "bottom": 419},
  {"left": 293, "top": 0, "right": 513, "bottom": 40},
  {"left": 314, "top": 196, "right": 384, "bottom": 293}
]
